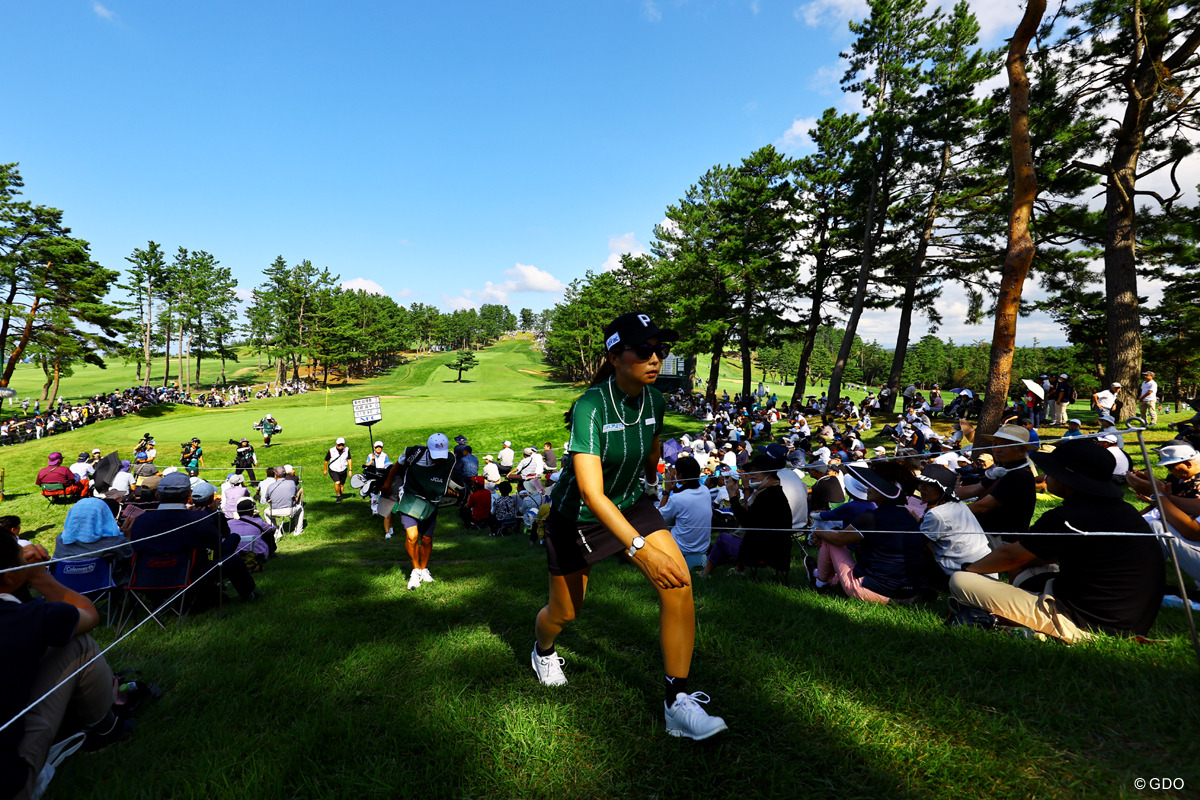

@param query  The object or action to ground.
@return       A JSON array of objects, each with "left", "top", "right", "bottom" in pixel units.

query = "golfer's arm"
[
  {"left": 575, "top": 453, "right": 639, "bottom": 549},
  {"left": 965, "top": 542, "right": 1036, "bottom": 574},
  {"left": 644, "top": 435, "right": 662, "bottom": 484}
]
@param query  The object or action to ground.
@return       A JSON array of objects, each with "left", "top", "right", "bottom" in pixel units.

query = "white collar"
[{"left": 0, "top": 593, "right": 21, "bottom": 604}]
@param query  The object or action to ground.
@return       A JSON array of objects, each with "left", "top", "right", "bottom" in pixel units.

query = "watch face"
[{"left": 633, "top": 536, "right": 645, "bottom": 548}]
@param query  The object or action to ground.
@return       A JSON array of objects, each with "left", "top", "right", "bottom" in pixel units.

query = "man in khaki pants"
[
  {"left": 1, "top": 536, "right": 132, "bottom": 800},
  {"left": 949, "top": 439, "right": 1165, "bottom": 641}
]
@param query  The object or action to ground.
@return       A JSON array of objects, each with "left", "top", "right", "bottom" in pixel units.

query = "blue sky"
[{"left": 6, "top": 0, "right": 1069, "bottom": 344}]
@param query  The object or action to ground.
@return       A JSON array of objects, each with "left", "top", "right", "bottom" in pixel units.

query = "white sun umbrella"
[{"left": 1021, "top": 378, "right": 1045, "bottom": 399}]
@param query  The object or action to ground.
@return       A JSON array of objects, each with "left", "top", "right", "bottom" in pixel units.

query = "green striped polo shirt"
[{"left": 550, "top": 378, "right": 664, "bottom": 523}]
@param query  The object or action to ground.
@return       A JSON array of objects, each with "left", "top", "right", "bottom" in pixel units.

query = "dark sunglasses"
[{"left": 616, "top": 342, "right": 672, "bottom": 360}]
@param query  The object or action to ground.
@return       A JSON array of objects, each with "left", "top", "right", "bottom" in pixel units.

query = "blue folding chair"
[
  {"left": 54, "top": 557, "right": 118, "bottom": 626},
  {"left": 116, "top": 549, "right": 197, "bottom": 634}
]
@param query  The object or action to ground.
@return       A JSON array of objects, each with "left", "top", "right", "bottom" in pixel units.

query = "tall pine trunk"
[
  {"left": 792, "top": 223, "right": 832, "bottom": 404},
  {"left": 979, "top": 0, "right": 1045, "bottom": 433},
  {"left": 739, "top": 287, "right": 754, "bottom": 398},
  {"left": 705, "top": 328, "right": 727, "bottom": 405}
]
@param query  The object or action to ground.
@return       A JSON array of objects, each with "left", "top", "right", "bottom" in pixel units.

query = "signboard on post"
[
  {"left": 352, "top": 396, "right": 382, "bottom": 426},
  {"left": 659, "top": 354, "right": 685, "bottom": 378}
]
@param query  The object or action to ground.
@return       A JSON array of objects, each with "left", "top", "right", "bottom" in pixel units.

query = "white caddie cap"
[
  {"left": 427, "top": 433, "right": 451, "bottom": 459},
  {"left": 336, "top": 437, "right": 346, "bottom": 444},
  {"left": 373, "top": 440, "right": 384, "bottom": 447}
]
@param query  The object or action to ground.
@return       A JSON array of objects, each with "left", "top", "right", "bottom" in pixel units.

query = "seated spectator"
[
  {"left": 958, "top": 424, "right": 1037, "bottom": 541},
  {"left": 951, "top": 440, "right": 1164, "bottom": 641},
  {"left": 812, "top": 466, "right": 875, "bottom": 529},
  {"left": 460, "top": 479, "right": 492, "bottom": 529},
  {"left": 916, "top": 464, "right": 991, "bottom": 591},
  {"left": 228, "top": 496, "right": 278, "bottom": 566},
  {"left": 807, "top": 461, "right": 926, "bottom": 604},
  {"left": 220, "top": 474, "right": 250, "bottom": 519},
  {"left": 490, "top": 481, "right": 520, "bottom": 534},
  {"left": 263, "top": 466, "right": 304, "bottom": 536},
  {"left": 53, "top": 498, "right": 133, "bottom": 583},
  {"left": 1129, "top": 444, "right": 1200, "bottom": 593},
  {"left": 68, "top": 453, "right": 95, "bottom": 483},
  {"left": 1061, "top": 418, "right": 1084, "bottom": 439},
  {"left": 659, "top": 456, "right": 714, "bottom": 570},
  {"left": 1, "top": 535, "right": 134, "bottom": 800},
  {"left": 35, "top": 452, "right": 88, "bottom": 497},
  {"left": 701, "top": 448, "right": 793, "bottom": 578},
  {"left": 129, "top": 473, "right": 259, "bottom": 607},
  {"left": 807, "top": 461, "right": 846, "bottom": 513}
]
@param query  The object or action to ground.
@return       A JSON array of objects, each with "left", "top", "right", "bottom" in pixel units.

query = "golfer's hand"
[{"left": 636, "top": 540, "right": 690, "bottom": 589}]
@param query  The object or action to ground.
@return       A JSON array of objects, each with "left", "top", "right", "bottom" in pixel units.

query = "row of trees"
[{"left": 541, "top": 0, "right": 1200, "bottom": 430}]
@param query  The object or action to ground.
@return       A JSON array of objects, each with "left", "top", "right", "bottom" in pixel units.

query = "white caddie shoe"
[{"left": 407, "top": 570, "right": 422, "bottom": 591}]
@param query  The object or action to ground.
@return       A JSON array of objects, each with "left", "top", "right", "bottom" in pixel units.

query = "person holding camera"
[
  {"left": 180, "top": 438, "right": 204, "bottom": 477},
  {"left": 230, "top": 437, "right": 258, "bottom": 483}
]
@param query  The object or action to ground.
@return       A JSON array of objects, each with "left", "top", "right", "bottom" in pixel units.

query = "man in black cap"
[{"left": 949, "top": 439, "right": 1164, "bottom": 641}]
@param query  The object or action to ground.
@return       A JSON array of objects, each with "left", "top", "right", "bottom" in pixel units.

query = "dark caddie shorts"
[
  {"left": 398, "top": 512, "right": 437, "bottom": 538},
  {"left": 329, "top": 469, "right": 348, "bottom": 484},
  {"left": 545, "top": 495, "right": 668, "bottom": 576}
]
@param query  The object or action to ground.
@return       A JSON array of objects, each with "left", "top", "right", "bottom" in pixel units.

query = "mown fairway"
[{"left": 4, "top": 339, "right": 1199, "bottom": 800}]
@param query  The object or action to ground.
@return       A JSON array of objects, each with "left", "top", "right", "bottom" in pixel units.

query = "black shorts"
[
  {"left": 329, "top": 469, "right": 347, "bottom": 484},
  {"left": 545, "top": 495, "right": 667, "bottom": 576}
]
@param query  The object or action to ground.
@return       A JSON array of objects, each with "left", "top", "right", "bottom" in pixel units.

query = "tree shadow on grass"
[
  {"left": 441, "top": 379, "right": 476, "bottom": 384},
  {"left": 59, "top": 534, "right": 1200, "bottom": 800}
]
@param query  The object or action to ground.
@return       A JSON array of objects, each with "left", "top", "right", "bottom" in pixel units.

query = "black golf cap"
[{"left": 603, "top": 313, "right": 678, "bottom": 352}]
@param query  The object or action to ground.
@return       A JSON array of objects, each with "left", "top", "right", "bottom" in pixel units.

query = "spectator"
[
  {"left": 701, "top": 447, "right": 793, "bottom": 578},
  {"left": 68, "top": 453, "right": 94, "bottom": 483},
  {"left": 1138, "top": 370, "right": 1159, "bottom": 426},
  {"left": 515, "top": 447, "right": 546, "bottom": 495},
  {"left": 541, "top": 442, "right": 557, "bottom": 475},
  {"left": 220, "top": 474, "right": 250, "bottom": 518},
  {"left": 958, "top": 424, "right": 1037, "bottom": 541},
  {"left": 460, "top": 479, "right": 492, "bottom": 529},
  {"left": 35, "top": 453, "right": 88, "bottom": 498},
  {"left": 263, "top": 466, "right": 304, "bottom": 536},
  {"left": 481, "top": 454, "right": 502, "bottom": 489},
  {"left": 811, "top": 466, "right": 875, "bottom": 529},
  {"left": 915, "top": 464, "right": 991, "bottom": 591},
  {"left": 808, "top": 462, "right": 846, "bottom": 512},
  {"left": 951, "top": 439, "right": 1164, "bottom": 641},
  {"left": 497, "top": 440, "right": 515, "bottom": 477},
  {"left": 129, "top": 473, "right": 259, "bottom": 607},
  {"left": 659, "top": 456, "right": 714, "bottom": 570},
  {"left": 228, "top": 496, "right": 278, "bottom": 565},
  {"left": 1062, "top": 418, "right": 1084, "bottom": 439},
  {"left": 807, "top": 461, "right": 926, "bottom": 604},
  {"left": 490, "top": 481, "right": 520, "bottom": 533},
  {"left": 1, "top": 535, "right": 134, "bottom": 800},
  {"left": 53, "top": 498, "right": 132, "bottom": 578}
]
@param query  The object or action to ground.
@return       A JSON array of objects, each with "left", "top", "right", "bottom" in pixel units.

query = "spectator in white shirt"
[
  {"left": 916, "top": 464, "right": 993, "bottom": 591},
  {"left": 1139, "top": 370, "right": 1159, "bottom": 425}
]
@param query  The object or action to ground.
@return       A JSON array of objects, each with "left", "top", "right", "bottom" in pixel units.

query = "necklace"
[{"left": 607, "top": 378, "right": 645, "bottom": 427}]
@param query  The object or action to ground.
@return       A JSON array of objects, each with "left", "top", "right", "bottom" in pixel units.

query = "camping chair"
[
  {"left": 490, "top": 516, "right": 521, "bottom": 537},
  {"left": 115, "top": 549, "right": 198, "bottom": 634},
  {"left": 54, "top": 558, "right": 118, "bottom": 626},
  {"left": 41, "top": 483, "right": 81, "bottom": 506}
]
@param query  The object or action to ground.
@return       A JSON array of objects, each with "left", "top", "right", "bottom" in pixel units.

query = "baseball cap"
[
  {"left": 1097, "top": 414, "right": 1115, "bottom": 424},
  {"left": 336, "top": 437, "right": 346, "bottom": 445},
  {"left": 483, "top": 454, "right": 493, "bottom": 461},
  {"left": 1067, "top": 418, "right": 1081, "bottom": 425},
  {"left": 158, "top": 471, "right": 191, "bottom": 495},
  {"left": 190, "top": 481, "right": 216, "bottom": 503},
  {"left": 91, "top": 448, "right": 101, "bottom": 455},
  {"left": 1111, "top": 382, "right": 1122, "bottom": 388},
  {"left": 503, "top": 440, "right": 511, "bottom": 447},
  {"left": 373, "top": 440, "right": 384, "bottom": 447},
  {"left": 427, "top": 433, "right": 451, "bottom": 460},
  {"left": 1060, "top": 373, "right": 1068, "bottom": 378},
  {"left": 523, "top": 447, "right": 535, "bottom": 455},
  {"left": 602, "top": 312, "right": 679, "bottom": 352}
]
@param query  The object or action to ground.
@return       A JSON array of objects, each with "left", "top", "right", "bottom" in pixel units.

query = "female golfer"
[{"left": 531, "top": 312, "right": 727, "bottom": 740}]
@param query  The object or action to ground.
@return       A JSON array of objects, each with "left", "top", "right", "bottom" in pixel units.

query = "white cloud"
[
  {"left": 394, "top": 287, "right": 414, "bottom": 299},
  {"left": 442, "top": 263, "right": 567, "bottom": 310},
  {"left": 602, "top": 232, "right": 649, "bottom": 271},
  {"left": 778, "top": 116, "right": 819, "bottom": 152},
  {"left": 93, "top": 2, "right": 115, "bottom": 20},
  {"left": 795, "top": 0, "right": 865, "bottom": 27},
  {"left": 340, "top": 277, "right": 387, "bottom": 295},
  {"left": 641, "top": 0, "right": 662, "bottom": 22},
  {"left": 234, "top": 288, "right": 252, "bottom": 302},
  {"left": 808, "top": 62, "right": 845, "bottom": 94},
  {"left": 441, "top": 293, "right": 478, "bottom": 311}
]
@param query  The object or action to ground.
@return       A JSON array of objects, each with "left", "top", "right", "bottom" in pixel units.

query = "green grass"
[{"left": 4, "top": 338, "right": 1199, "bottom": 800}]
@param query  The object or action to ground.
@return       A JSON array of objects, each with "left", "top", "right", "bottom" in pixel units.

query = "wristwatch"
[{"left": 627, "top": 536, "right": 646, "bottom": 559}]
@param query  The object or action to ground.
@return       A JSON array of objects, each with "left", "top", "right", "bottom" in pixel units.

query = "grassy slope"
[{"left": 5, "top": 338, "right": 1198, "bottom": 800}]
